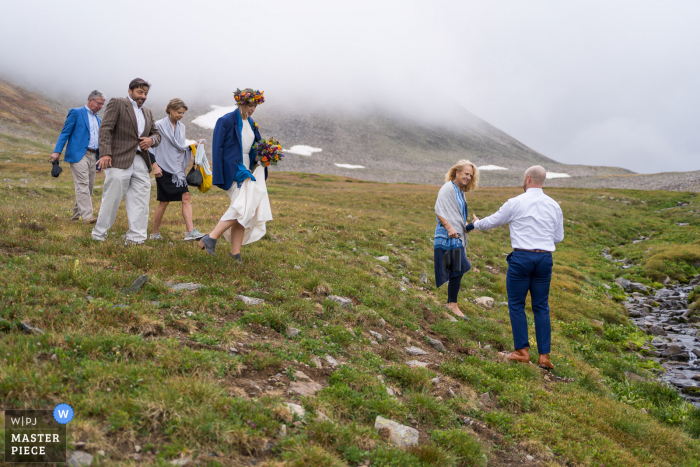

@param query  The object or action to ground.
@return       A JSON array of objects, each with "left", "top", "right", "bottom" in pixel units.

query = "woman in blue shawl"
[
  {"left": 198, "top": 88, "right": 269, "bottom": 263},
  {"left": 434, "top": 160, "right": 479, "bottom": 319}
]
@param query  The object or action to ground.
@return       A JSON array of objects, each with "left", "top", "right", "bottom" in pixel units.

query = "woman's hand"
[
  {"left": 153, "top": 163, "right": 163, "bottom": 178},
  {"left": 447, "top": 228, "right": 459, "bottom": 239}
]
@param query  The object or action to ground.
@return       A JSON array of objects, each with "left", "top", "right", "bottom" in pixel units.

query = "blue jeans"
[{"left": 506, "top": 250, "right": 553, "bottom": 354}]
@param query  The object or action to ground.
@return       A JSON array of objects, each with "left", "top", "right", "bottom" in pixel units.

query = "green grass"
[{"left": 1, "top": 143, "right": 700, "bottom": 466}]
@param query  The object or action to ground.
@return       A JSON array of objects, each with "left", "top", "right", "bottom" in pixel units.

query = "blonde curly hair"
[{"left": 445, "top": 159, "right": 479, "bottom": 192}]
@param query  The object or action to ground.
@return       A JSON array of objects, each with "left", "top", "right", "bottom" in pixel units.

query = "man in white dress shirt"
[{"left": 470, "top": 165, "right": 564, "bottom": 369}]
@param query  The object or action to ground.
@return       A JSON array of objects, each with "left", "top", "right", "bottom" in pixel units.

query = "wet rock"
[
  {"left": 68, "top": 451, "right": 93, "bottom": 466},
  {"left": 169, "top": 282, "right": 204, "bottom": 291},
  {"left": 374, "top": 416, "right": 419, "bottom": 447},
  {"left": 238, "top": 295, "right": 265, "bottom": 305},
  {"left": 125, "top": 275, "right": 148, "bottom": 294},
  {"left": 405, "top": 346, "right": 428, "bottom": 356},
  {"left": 426, "top": 336, "right": 446, "bottom": 352},
  {"left": 328, "top": 295, "right": 352, "bottom": 308},
  {"left": 648, "top": 325, "right": 668, "bottom": 336},
  {"left": 475, "top": 296, "right": 494, "bottom": 308},
  {"left": 615, "top": 277, "right": 631, "bottom": 291},
  {"left": 663, "top": 344, "right": 685, "bottom": 356}
]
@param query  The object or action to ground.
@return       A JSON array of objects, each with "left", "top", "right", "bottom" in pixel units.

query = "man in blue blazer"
[{"left": 51, "top": 90, "right": 106, "bottom": 223}]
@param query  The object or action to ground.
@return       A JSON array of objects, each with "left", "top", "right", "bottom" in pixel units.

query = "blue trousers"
[{"left": 506, "top": 250, "right": 553, "bottom": 354}]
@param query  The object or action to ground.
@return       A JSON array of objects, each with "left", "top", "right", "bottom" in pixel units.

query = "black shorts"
[{"left": 155, "top": 169, "right": 189, "bottom": 202}]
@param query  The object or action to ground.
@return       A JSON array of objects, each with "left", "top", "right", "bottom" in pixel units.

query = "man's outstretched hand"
[{"left": 472, "top": 214, "right": 480, "bottom": 223}]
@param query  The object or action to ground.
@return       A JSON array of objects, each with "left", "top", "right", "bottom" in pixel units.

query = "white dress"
[{"left": 221, "top": 119, "right": 273, "bottom": 245}]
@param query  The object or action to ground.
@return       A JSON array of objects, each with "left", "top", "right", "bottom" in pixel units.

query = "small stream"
[{"left": 622, "top": 278, "right": 700, "bottom": 407}]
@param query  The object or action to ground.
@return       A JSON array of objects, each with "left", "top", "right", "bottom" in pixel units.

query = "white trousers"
[{"left": 92, "top": 156, "right": 151, "bottom": 242}]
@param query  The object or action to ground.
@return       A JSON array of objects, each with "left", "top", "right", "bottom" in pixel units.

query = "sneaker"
[
  {"left": 83, "top": 217, "right": 98, "bottom": 224},
  {"left": 124, "top": 239, "right": 145, "bottom": 247},
  {"left": 184, "top": 228, "right": 205, "bottom": 241},
  {"left": 149, "top": 232, "right": 163, "bottom": 240},
  {"left": 198, "top": 234, "right": 217, "bottom": 255}
]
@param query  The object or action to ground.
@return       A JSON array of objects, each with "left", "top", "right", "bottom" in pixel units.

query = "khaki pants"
[
  {"left": 92, "top": 156, "right": 151, "bottom": 243},
  {"left": 69, "top": 151, "right": 96, "bottom": 221}
]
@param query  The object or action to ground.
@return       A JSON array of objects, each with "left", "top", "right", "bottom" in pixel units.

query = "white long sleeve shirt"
[
  {"left": 84, "top": 105, "right": 99, "bottom": 150},
  {"left": 474, "top": 188, "right": 564, "bottom": 251},
  {"left": 128, "top": 96, "right": 146, "bottom": 153}
]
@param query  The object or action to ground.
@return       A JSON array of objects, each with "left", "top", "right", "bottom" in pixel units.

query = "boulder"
[
  {"left": 328, "top": 295, "right": 353, "bottom": 308},
  {"left": 630, "top": 282, "right": 649, "bottom": 293},
  {"left": 125, "top": 275, "right": 149, "bottom": 294},
  {"left": 426, "top": 336, "right": 446, "bottom": 352},
  {"left": 615, "top": 277, "right": 631, "bottom": 291},
  {"left": 168, "top": 282, "right": 204, "bottom": 291},
  {"left": 287, "top": 327, "right": 301, "bottom": 337},
  {"left": 375, "top": 256, "right": 390, "bottom": 263},
  {"left": 475, "top": 296, "right": 494, "bottom": 308},
  {"left": 419, "top": 273, "right": 428, "bottom": 284},
  {"left": 238, "top": 295, "right": 265, "bottom": 305},
  {"left": 370, "top": 330, "right": 384, "bottom": 341},
  {"left": 68, "top": 451, "right": 94, "bottom": 466},
  {"left": 406, "top": 360, "right": 429, "bottom": 368},
  {"left": 325, "top": 355, "right": 339, "bottom": 366},
  {"left": 290, "top": 380, "right": 324, "bottom": 397},
  {"left": 284, "top": 402, "right": 306, "bottom": 419},
  {"left": 405, "top": 346, "right": 428, "bottom": 356},
  {"left": 374, "top": 416, "right": 419, "bottom": 448},
  {"left": 648, "top": 325, "right": 667, "bottom": 336}
]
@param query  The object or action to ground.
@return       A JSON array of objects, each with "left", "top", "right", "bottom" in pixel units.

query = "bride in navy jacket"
[{"left": 198, "top": 88, "right": 272, "bottom": 263}]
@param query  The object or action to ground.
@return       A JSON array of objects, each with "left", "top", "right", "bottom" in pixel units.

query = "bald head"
[{"left": 524, "top": 165, "right": 546, "bottom": 187}]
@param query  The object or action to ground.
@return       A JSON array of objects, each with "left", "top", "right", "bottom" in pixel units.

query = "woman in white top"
[{"left": 198, "top": 88, "right": 271, "bottom": 263}]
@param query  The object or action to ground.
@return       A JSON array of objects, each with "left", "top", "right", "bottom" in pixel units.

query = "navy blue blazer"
[
  {"left": 54, "top": 107, "right": 101, "bottom": 163},
  {"left": 212, "top": 108, "right": 267, "bottom": 191}
]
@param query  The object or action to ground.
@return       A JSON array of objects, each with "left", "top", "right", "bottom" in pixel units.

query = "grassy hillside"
[{"left": 1, "top": 145, "right": 700, "bottom": 466}]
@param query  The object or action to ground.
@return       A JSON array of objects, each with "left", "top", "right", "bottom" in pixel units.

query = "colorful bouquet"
[
  {"left": 253, "top": 137, "right": 285, "bottom": 167},
  {"left": 234, "top": 88, "right": 265, "bottom": 106}
]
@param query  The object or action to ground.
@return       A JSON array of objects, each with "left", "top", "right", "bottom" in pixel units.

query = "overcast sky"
[{"left": 1, "top": 0, "right": 698, "bottom": 173}]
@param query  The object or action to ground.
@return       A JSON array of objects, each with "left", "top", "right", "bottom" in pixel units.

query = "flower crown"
[{"left": 234, "top": 88, "right": 265, "bottom": 106}]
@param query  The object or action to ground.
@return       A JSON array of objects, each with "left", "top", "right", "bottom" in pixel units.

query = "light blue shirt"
[{"left": 84, "top": 105, "right": 99, "bottom": 150}]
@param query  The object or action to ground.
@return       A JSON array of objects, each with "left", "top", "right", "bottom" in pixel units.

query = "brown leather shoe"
[
  {"left": 538, "top": 354, "right": 554, "bottom": 369},
  {"left": 84, "top": 217, "right": 98, "bottom": 224},
  {"left": 505, "top": 348, "right": 530, "bottom": 363}
]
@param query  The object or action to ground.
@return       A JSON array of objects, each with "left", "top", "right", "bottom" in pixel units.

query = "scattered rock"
[
  {"left": 475, "top": 296, "right": 494, "bottom": 308},
  {"left": 185, "top": 311, "right": 194, "bottom": 317},
  {"left": 615, "top": 277, "right": 631, "bottom": 291},
  {"left": 445, "top": 314, "right": 458, "bottom": 322},
  {"left": 374, "top": 416, "right": 419, "bottom": 448},
  {"left": 278, "top": 424, "right": 287, "bottom": 437},
  {"left": 168, "top": 282, "right": 204, "bottom": 291},
  {"left": 325, "top": 355, "right": 339, "bottom": 366},
  {"left": 630, "top": 282, "right": 649, "bottom": 293},
  {"left": 287, "top": 327, "right": 301, "bottom": 337},
  {"left": 134, "top": 444, "right": 142, "bottom": 453},
  {"left": 431, "top": 377, "right": 440, "bottom": 385},
  {"left": 68, "top": 451, "right": 93, "bottom": 466},
  {"left": 479, "top": 392, "right": 491, "bottom": 403},
  {"left": 124, "top": 275, "right": 148, "bottom": 293},
  {"left": 238, "top": 295, "right": 265, "bottom": 305},
  {"left": 370, "top": 330, "right": 384, "bottom": 341},
  {"left": 406, "top": 360, "right": 429, "bottom": 368},
  {"left": 170, "top": 458, "right": 191, "bottom": 466},
  {"left": 376, "top": 255, "right": 390, "bottom": 263},
  {"left": 663, "top": 276, "right": 672, "bottom": 285},
  {"left": 317, "top": 411, "right": 332, "bottom": 422},
  {"left": 284, "top": 402, "right": 306, "bottom": 419},
  {"left": 419, "top": 273, "right": 427, "bottom": 284},
  {"left": 592, "top": 319, "right": 604, "bottom": 327},
  {"left": 21, "top": 322, "right": 44, "bottom": 335},
  {"left": 290, "top": 379, "right": 324, "bottom": 397},
  {"left": 426, "top": 336, "right": 446, "bottom": 352},
  {"left": 624, "top": 371, "right": 648, "bottom": 383},
  {"left": 311, "top": 356, "right": 323, "bottom": 368},
  {"left": 379, "top": 318, "right": 387, "bottom": 327},
  {"left": 648, "top": 325, "right": 668, "bottom": 336},
  {"left": 405, "top": 346, "right": 428, "bottom": 356},
  {"left": 328, "top": 295, "right": 353, "bottom": 308},
  {"left": 386, "top": 386, "right": 395, "bottom": 396}
]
